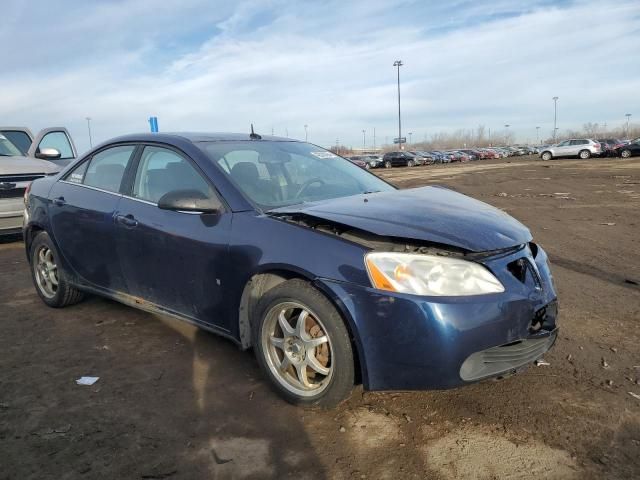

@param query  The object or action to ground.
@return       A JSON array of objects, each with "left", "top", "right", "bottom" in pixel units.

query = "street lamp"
[
  {"left": 504, "top": 124, "right": 510, "bottom": 145},
  {"left": 552, "top": 96, "right": 559, "bottom": 142},
  {"left": 393, "top": 60, "right": 403, "bottom": 150},
  {"left": 625, "top": 113, "right": 632, "bottom": 138},
  {"left": 362, "top": 129, "right": 366, "bottom": 151},
  {"left": 536, "top": 126, "right": 540, "bottom": 144},
  {"left": 85, "top": 117, "right": 93, "bottom": 148},
  {"left": 304, "top": 124, "right": 308, "bottom": 142}
]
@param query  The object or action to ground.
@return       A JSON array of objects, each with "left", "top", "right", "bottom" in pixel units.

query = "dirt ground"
[{"left": 1, "top": 155, "right": 639, "bottom": 479}]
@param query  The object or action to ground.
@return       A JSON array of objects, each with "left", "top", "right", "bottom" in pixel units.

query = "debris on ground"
[
  {"left": 601, "top": 358, "right": 609, "bottom": 369},
  {"left": 599, "top": 223, "right": 616, "bottom": 226},
  {"left": 75, "top": 376, "right": 100, "bottom": 386},
  {"left": 496, "top": 192, "right": 508, "bottom": 197},
  {"left": 339, "top": 426, "right": 346, "bottom": 433},
  {"left": 628, "top": 392, "right": 640, "bottom": 401},
  {"left": 535, "top": 359, "right": 550, "bottom": 367},
  {"left": 610, "top": 347, "right": 617, "bottom": 353}
]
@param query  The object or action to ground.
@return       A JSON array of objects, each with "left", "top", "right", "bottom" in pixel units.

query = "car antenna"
[{"left": 250, "top": 124, "right": 262, "bottom": 140}]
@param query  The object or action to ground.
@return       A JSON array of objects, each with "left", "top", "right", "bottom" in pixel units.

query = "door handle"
[
  {"left": 52, "top": 196, "right": 66, "bottom": 206},
  {"left": 115, "top": 214, "right": 138, "bottom": 228}
]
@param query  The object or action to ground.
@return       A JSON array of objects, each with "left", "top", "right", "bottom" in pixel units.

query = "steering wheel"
[{"left": 295, "top": 178, "right": 326, "bottom": 199}]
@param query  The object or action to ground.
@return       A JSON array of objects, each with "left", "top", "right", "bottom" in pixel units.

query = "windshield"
[
  {"left": 199, "top": 141, "right": 395, "bottom": 210},
  {"left": 0, "top": 134, "right": 23, "bottom": 157}
]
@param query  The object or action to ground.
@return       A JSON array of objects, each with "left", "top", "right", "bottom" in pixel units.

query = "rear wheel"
[
  {"left": 407, "top": 160, "right": 415, "bottom": 167},
  {"left": 253, "top": 279, "right": 354, "bottom": 407},
  {"left": 30, "top": 232, "right": 84, "bottom": 308},
  {"left": 384, "top": 160, "right": 392, "bottom": 168},
  {"left": 621, "top": 149, "right": 632, "bottom": 158},
  {"left": 541, "top": 151, "right": 552, "bottom": 161},
  {"left": 364, "top": 163, "right": 371, "bottom": 169},
  {"left": 579, "top": 149, "right": 591, "bottom": 159}
]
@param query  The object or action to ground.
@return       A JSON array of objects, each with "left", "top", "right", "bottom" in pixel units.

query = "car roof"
[{"left": 105, "top": 132, "right": 298, "bottom": 144}]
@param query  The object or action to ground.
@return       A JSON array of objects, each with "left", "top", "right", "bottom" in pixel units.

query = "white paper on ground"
[{"left": 76, "top": 376, "right": 99, "bottom": 386}]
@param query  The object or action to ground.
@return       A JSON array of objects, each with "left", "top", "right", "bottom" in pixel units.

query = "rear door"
[
  {"left": 115, "top": 145, "right": 232, "bottom": 329},
  {"left": 48, "top": 144, "right": 138, "bottom": 292},
  {"left": 28, "top": 128, "right": 77, "bottom": 166}
]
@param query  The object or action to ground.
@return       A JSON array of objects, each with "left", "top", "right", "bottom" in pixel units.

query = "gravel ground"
[{"left": 1, "top": 155, "right": 639, "bottom": 479}]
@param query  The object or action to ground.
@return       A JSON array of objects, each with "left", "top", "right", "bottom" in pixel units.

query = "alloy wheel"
[
  {"left": 261, "top": 302, "right": 333, "bottom": 397},
  {"left": 34, "top": 246, "right": 58, "bottom": 298},
  {"left": 621, "top": 149, "right": 631, "bottom": 158}
]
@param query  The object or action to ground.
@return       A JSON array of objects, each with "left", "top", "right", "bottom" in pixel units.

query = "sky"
[{"left": 1, "top": 0, "right": 639, "bottom": 152}]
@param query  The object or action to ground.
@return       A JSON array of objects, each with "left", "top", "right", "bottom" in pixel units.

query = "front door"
[
  {"left": 49, "top": 144, "right": 137, "bottom": 292},
  {"left": 115, "top": 145, "right": 232, "bottom": 331}
]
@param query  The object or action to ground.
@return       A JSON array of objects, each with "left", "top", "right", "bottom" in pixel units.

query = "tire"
[
  {"left": 384, "top": 160, "right": 392, "bottom": 168},
  {"left": 621, "top": 149, "right": 631, "bottom": 158},
  {"left": 30, "top": 231, "right": 85, "bottom": 308},
  {"left": 579, "top": 150, "right": 591, "bottom": 159},
  {"left": 407, "top": 160, "right": 415, "bottom": 167},
  {"left": 541, "top": 151, "right": 552, "bottom": 161},
  {"left": 252, "top": 279, "right": 355, "bottom": 407},
  {"left": 364, "top": 163, "right": 371, "bottom": 170}
]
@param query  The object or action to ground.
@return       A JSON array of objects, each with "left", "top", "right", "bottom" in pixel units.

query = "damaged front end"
[{"left": 267, "top": 208, "right": 559, "bottom": 391}]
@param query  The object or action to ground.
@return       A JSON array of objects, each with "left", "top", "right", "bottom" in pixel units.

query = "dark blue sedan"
[{"left": 23, "top": 132, "right": 558, "bottom": 406}]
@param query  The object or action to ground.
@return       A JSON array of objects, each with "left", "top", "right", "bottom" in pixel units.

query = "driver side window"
[{"left": 132, "top": 146, "right": 213, "bottom": 204}]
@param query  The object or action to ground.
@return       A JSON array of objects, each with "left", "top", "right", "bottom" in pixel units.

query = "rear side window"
[
  {"left": 82, "top": 145, "right": 136, "bottom": 193},
  {"left": 38, "top": 131, "right": 74, "bottom": 159}
]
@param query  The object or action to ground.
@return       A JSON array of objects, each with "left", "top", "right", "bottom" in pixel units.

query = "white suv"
[{"left": 539, "top": 139, "right": 601, "bottom": 160}]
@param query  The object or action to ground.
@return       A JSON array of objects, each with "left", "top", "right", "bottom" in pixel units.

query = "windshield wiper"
[{"left": 362, "top": 190, "right": 381, "bottom": 194}]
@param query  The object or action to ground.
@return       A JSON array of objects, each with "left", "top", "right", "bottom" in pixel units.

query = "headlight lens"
[{"left": 365, "top": 252, "right": 505, "bottom": 296}]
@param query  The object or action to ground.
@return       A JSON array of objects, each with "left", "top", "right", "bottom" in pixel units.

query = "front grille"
[
  {"left": 0, "top": 174, "right": 45, "bottom": 183},
  {"left": 0, "top": 187, "right": 25, "bottom": 199},
  {"left": 459, "top": 331, "right": 557, "bottom": 381}
]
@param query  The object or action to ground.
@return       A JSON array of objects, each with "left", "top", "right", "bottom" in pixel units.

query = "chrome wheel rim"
[
  {"left": 622, "top": 150, "right": 630, "bottom": 158},
  {"left": 580, "top": 151, "right": 589, "bottom": 159},
  {"left": 261, "top": 302, "right": 333, "bottom": 397},
  {"left": 35, "top": 246, "right": 58, "bottom": 298}
]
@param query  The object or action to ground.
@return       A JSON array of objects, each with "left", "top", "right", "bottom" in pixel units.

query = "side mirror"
[
  {"left": 157, "top": 189, "right": 221, "bottom": 214},
  {"left": 35, "top": 148, "right": 61, "bottom": 160}
]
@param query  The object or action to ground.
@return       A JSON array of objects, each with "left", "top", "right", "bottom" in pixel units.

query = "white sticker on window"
[
  {"left": 69, "top": 173, "right": 84, "bottom": 183},
  {"left": 310, "top": 151, "right": 337, "bottom": 159}
]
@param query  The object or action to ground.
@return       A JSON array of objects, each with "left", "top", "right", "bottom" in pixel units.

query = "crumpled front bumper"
[{"left": 316, "top": 244, "right": 558, "bottom": 391}]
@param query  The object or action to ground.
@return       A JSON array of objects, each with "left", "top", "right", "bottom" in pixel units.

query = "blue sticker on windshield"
[{"left": 310, "top": 151, "right": 337, "bottom": 159}]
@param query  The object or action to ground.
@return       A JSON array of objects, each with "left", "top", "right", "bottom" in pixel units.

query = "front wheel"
[
  {"left": 541, "top": 152, "right": 552, "bottom": 161},
  {"left": 579, "top": 150, "right": 591, "bottom": 159},
  {"left": 30, "top": 231, "right": 85, "bottom": 308},
  {"left": 253, "top": 279, "right": 354, "bottom": 407},
  {"left": 384, "top": 160, "right": 392, "bottom": 168},
  {"left": 407, "top": 160, "right": 415, "bottom": 167},
  {"left": 621, "top": 149, "right": 631, "bottom": 158}
]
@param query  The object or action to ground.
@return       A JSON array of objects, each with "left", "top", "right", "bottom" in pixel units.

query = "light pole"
[
  {"left": 362, "top": 129, "right": 366, "bottom": 151},
  {"left": 393, "top": 60, "right": 403, "bottom": 150},
  {"left": 536, "top": 126, "right": 540, "bottom": 144},
  {"left": 304, "top": 124, "right": 308, "bottom": 142},
  {"left": 85, "top": 117, "right": 93, "bottom": 148},
  {"left": 625, "top": 113, "right": 632, "bottom": 138},
  {"left": 552, "top": 96, "right": 559, "bottom": 142},
  {"left": 504, "top": 124, "right": 510, "bottom": 145}
]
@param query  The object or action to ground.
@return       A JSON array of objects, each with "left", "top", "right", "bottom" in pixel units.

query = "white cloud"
[{"left": 1, "top": 0, "right": 638, "bottom": 151}]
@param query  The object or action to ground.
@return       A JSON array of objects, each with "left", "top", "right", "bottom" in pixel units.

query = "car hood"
[
  {"left": 0, "top": 155, "right": 60, "bottom": 175},
  {"left": 270, "top": 186, "right": 532, "bottom": 252}
]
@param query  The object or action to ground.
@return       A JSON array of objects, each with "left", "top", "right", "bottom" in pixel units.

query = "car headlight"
[{"left": 365, "top": 252, "right": 505, "bottom": 296}]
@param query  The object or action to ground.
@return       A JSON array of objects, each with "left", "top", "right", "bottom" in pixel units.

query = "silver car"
[
  {"left": 539, "top": 139, "right": 602, "bottom": 160},
  {"left": 0, "top": 127, "right": 77, "bottom": 236}
]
